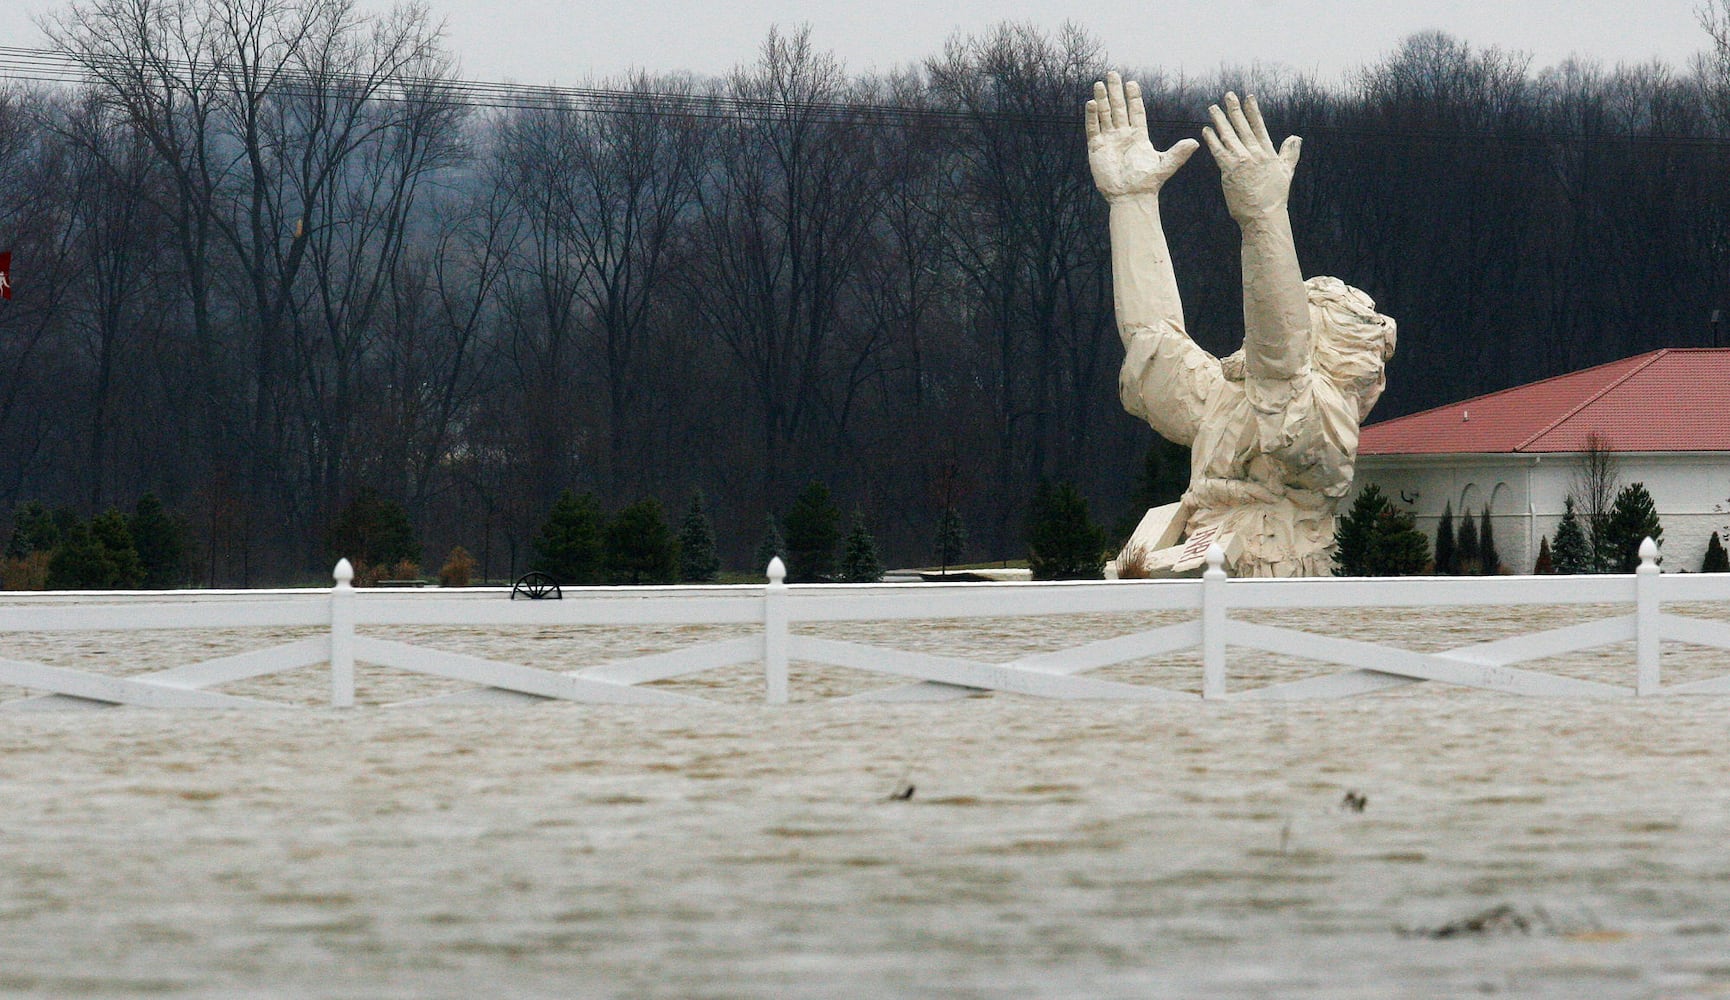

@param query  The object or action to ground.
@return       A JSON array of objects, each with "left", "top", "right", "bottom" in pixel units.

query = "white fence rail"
[{"left": 4, "top": 540, "right": 1730, "bottom": 709}]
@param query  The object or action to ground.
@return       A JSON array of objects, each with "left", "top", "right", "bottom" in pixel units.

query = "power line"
[{"left": 4, "top": 44, "right": 1730, "bottom": 150}]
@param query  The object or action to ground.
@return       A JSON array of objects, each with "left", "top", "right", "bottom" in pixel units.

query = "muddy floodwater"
[{"left": 4, "top": 600, "right": 1730, "bottom": 997}]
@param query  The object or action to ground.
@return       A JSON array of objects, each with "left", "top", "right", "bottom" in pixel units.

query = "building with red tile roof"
[{"left": 1353, "top": 349, "right": 1729, "bottom": 574}]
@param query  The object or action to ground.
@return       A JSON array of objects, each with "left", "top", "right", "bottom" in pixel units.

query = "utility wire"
[{"left": 3, "top": 44, "right": 1730, "bottom": 150}]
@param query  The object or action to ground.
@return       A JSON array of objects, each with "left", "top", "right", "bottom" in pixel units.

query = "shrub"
[
  {"left": 46, "top": 511, "right": 142, "bottom": 590},
  {"left": 1455, "top": 507, "right": 1481, "bottom": 575},
  {"left": 1, "top": 551, "right": 52, "bottom": 590},
  {"left": 1026, "top": 480, "right": 1106, "bottom": 580},
  {"left": 532, "top": 490, "right": 604, "bottom": 585},
  {"left": 1479, "top": 507, "right": 1501, "bottom": 575},
  {"left": 439, "top": 545, "right": 477, "bottom": 587},
  {"left": 5, "top": 501, "right": 60, "bottom": 558},
  {"left": 605, "top": 498, "right": 679, "bottom": 585},
  {"left": 783, "top": 482, "right": 841, "bottom": 583}
]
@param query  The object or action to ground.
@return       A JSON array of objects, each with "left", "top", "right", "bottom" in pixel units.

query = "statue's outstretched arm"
[
  {"left": 1202, "top": 93, "right": 1309, "bottom": 381},
  {"left": 1086, "top": 72, "right": 1198, "bottom": 347}
]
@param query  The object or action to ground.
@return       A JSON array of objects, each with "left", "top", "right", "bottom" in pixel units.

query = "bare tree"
[{"left": 1571, "top": 431, "right": 1622, "bottom": 572}]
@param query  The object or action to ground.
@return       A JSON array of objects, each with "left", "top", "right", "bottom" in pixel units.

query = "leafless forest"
[{"left": 4, "top": 0, "right": 1730, "bottom": 583}]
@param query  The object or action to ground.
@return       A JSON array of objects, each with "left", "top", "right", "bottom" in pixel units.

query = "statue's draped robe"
[{"left": 1120, "top": 318, "right": 1363, "bottom": 577}]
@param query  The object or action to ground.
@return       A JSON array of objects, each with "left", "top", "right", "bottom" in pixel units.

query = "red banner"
[{"left": 0, "top": 252, "right": 10, "bottom": 300}]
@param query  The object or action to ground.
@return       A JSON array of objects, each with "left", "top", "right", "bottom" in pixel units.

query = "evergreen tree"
[
  {"left": 839, "top": 508, "right": 883, "bottom": 583},
  {"left": 1114, "top": 439, "right": 1191, "bottom": 542},
  {"left": 1335, "top": 484, "right": 1429, "bottom": 576},
  {"left": 604, "top": 498, "right": 679, "bottom": 585},
  {"left": 1333, "top": 484, "right": 1383, "bottom": 576},
  {"left": 1026, "top": 479, "right": 1106, "bottom": 580},
  {"left": 1533, "top": 535, "right": 1555, "bottom": 574},
  {"left": 1552, "top": 496, "right": 1593, "bottom": 574},
  {"left": 782, "top": 481, "right": 842, "bottom": 583},
  {"left": 5, "top": 501, "right": 59, "bottom": 558},
  {"left": 1455, "top": 507, "right": 1481, "bottom": 575},
  {"left": 676, "top": 492, "right": 721, "bottom": 583},
  {"left": 1478, "top": 507, "right": 1501, "bottom": 575},
  {"left": 754, "top": 513, "right": 787, "bottom": 575},
  {"left": 328, "top": 487, "right": 420, "bottom": 570},
  {"left": 934, "top": 505, "right": 967, "bottom": 573},
  {"left": 531, "top": 490, "right": 604, "bottom": 585},
  {"left": 46, "top": 511, "right": 141, "bottom": 590},
  {"left": 1603, "top": 481, "right": 1663, "bottom": 573},
  {"left": 130, "top": 493, "right": 189, "bottom": 589},
  {"left": 1705, "top": 532, "right": 1729, "bottom": 573},
  {"left": 1434, "top": 502, "right": 1457, "bottom": 575}
]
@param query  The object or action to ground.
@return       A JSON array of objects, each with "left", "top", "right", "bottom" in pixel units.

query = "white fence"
[{"left": 4, "top": 540, "right": 1730, "bottom": 709}]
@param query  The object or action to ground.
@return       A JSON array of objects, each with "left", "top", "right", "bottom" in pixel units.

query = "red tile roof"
[{"left": 1359, "top": 348, "right": 1730, "bottom": 455}]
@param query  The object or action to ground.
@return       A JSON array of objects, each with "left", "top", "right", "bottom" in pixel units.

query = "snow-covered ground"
[{"left": 3, "top": 603, "right": 1730, "bottom": 997}]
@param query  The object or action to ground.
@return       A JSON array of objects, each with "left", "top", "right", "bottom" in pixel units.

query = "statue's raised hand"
[
  {"left": 1086, "top": 72, "right": 1198, "bottom": 200},
  {"left": 1202, "top": 92, "right": 1301, "bottom": 225}
]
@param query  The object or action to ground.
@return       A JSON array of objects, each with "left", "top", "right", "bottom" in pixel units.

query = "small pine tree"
[
  {"left": 1704, "top": 532, "right": 1729, "bottom": 573},
  {"left": 1604, "top": 481, "right": 1663, "bottom": 573},
  {"left": 1434, "top": 502, "right": 1457, "bottom": 575},
  {"left": 531, "top": 490, "right": 604, "bottom": 585},
  {"left": 1478, "top": 507, "right": 1501, "bottom": 575},
  {"left": 783, "top": 482, "right": 842, "bottom": 583},
  {"left": 839, "top": 508, "right": 883, "bottom": 583},
  {"left": 605, "top": 498, "right": 679, "bottom": 585},
  {"left": 1533, "top": 535, "right": 1555, "bottom": 574},
  {"left": 1455, "top": 507, "right": 1481, "bottom": 575},
  {"left": 1333, "top": 484, "right": 1384, "bottom": 576},
  {"left": 934, "top": 506, "right": 967, "bottom": 573},
  {"left": 1336, "top": 484, "right": 1429, "bottom": 576},
  {"left": 677, "top": 492, "right": 721, "bottom": 583},
  {"left": 754, "top": 513, "right": 787, "bottom": 575},
  {"left": 1026, "top": 479, "right": 1107, "bottom": 580},
  {"left": 130, "top": 493, "right": 190, "bottom": 589},
  {"left": 1552, "top": 496, "right": 1593, "bottom": 574},
  {"left": 328, "top": 487, "right": 420, "bottom": 572}
]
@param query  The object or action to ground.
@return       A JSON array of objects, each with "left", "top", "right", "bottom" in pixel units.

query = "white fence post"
[
  {"left": 1202, "top": 543, "right": 1227, "bottom": 699},
  {"left": 331, "top": 559, "right": 356, "bottom": 708},
  {"left": 1636, "top": 537, "right": 1661, "bottom": 696},
  {"left": 764, "top": 557, "right": 789, "bottom": 704}
]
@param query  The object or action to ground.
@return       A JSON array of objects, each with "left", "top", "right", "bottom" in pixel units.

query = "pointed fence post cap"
[
  {"left": 1639, "top": 537, "right": 1660, "bottom": 567},
  {"left": 767, "top": 556, "right": 786, "bottom": 584},
  {"left": 334, "top": 558, "right": 354, "bottom": 586}
]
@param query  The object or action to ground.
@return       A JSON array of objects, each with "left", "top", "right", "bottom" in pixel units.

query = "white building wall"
[{"left": 1352, "top": 453, "right": 1728, "bottom": 573}]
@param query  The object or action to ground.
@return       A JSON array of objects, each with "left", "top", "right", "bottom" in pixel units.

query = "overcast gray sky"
[{"left": 2, "top": 0, "right": 1714, "bottom": 85}]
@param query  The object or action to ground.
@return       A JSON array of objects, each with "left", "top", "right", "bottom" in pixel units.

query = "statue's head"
[{"left": 1305, "top": 276, "right": 1396, "bottom": 420}]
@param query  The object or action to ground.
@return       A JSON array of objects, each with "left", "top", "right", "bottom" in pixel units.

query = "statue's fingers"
[
  {"left": 1244, "top": 94, "right": 1275, "bottom": 153},
  {"left": 1085, "top": 98, "right": 1101, "bottom": 140},
  {"left": 1106, "top": 71, "right": 1129, "bottom": 129},
  {"left": 1167, "top": 136, "right": 1200, "bottom": 170},
  {"left": 1224, "top": 92, "right": 1258, "bottom": 152},
  {"left": 1125, "top": 79, "right": 1148, "bottom": 135},
  {"left": 1207, "top": 104, "right": 1245, "bottom": 157},
  {"left": 1200, "top": 125, "right": 1228, "bottom": 162},
  {"left": 1280, "top": 134, "right": 1302, "bottom": 169}
]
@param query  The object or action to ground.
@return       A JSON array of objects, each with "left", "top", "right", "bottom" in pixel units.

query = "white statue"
[{"left": 1086, "top": 75, "right": 1396, "bottom": 577}]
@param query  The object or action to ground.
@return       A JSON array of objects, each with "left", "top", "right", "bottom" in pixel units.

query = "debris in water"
[
  {"left": 1341, "top": 790, "right": 1367, "bottom": 813},
  {"left": 889, "top": 781, "right": 915, "bottom": 801},
  {"left": 1401, "top": 904, "right": 1531, "bottom": 939}
]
